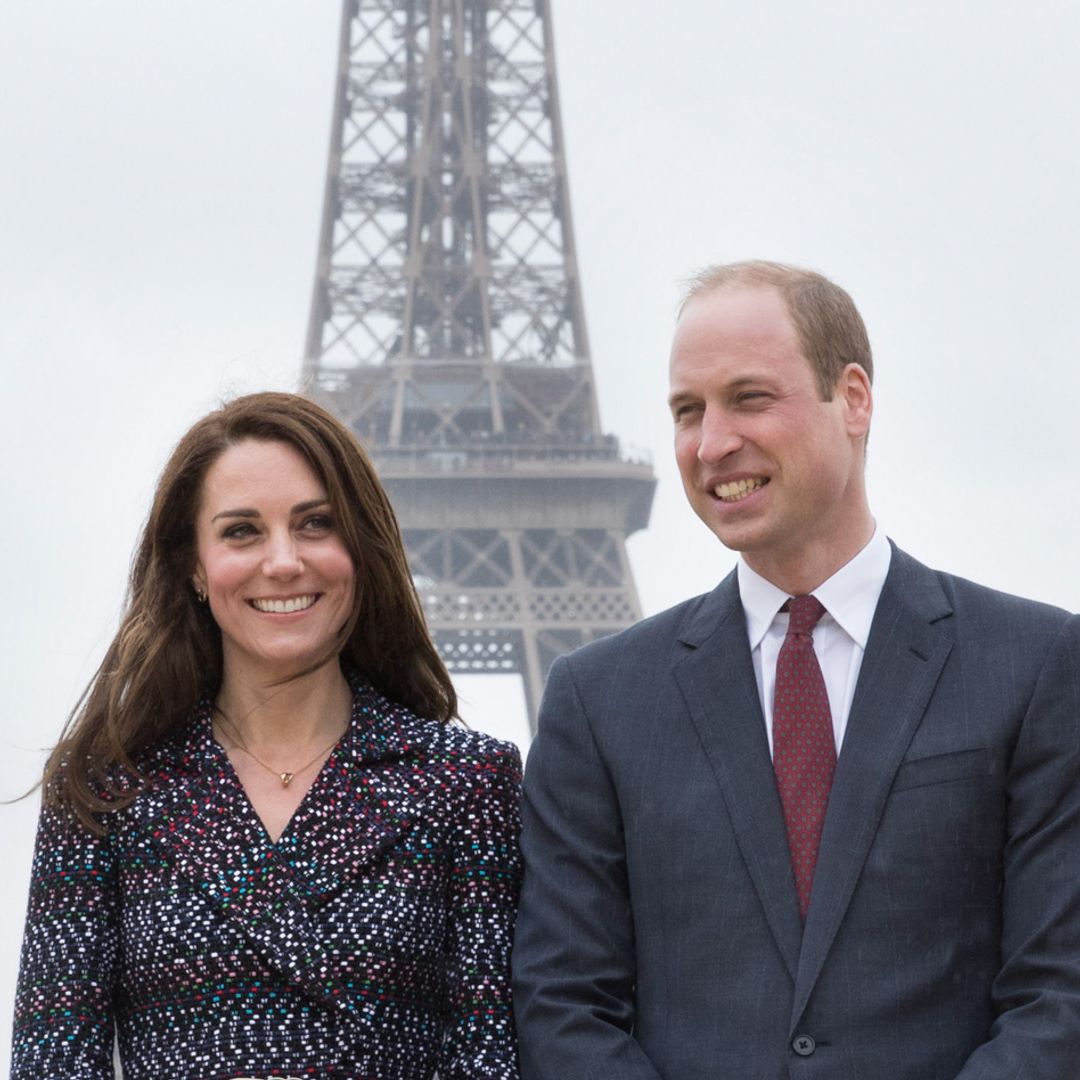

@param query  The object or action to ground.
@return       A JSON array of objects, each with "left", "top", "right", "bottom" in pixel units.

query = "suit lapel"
[
  {"left": 132, "top": 680, "right": 441, "bottom": 1029},
  {"left": 673, "top": 573, "right": 804, "bottom": 981},
  {"left": 791, "top": 547, "right": 955, "bottom": 1029}
]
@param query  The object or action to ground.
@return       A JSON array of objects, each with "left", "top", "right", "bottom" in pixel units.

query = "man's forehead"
[
  {"left": 676, "top": 283, "right": 794, "bottom": 338},
  {"left": 670, "top": 285, "right": 802, "bottom": 378}
]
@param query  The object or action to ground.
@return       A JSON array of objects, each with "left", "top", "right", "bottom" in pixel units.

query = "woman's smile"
[{"left": 248, "top": 593, "right": 320, "bottom": 614}]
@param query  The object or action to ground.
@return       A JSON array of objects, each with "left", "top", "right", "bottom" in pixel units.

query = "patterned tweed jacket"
[{"left": 12, "top": 680, "right": 523, "bottom": 1079}]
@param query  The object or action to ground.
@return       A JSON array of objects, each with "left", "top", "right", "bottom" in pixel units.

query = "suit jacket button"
[{"left": 792, "top": 1034, "right": 816, "bottom": 1056}]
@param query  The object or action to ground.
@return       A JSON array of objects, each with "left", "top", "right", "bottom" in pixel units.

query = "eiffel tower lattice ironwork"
[{"left": 303, "top": 0, "right": 655, "bottom": 729}]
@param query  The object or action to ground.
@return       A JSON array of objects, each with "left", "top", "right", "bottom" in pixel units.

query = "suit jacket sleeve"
[
  {"left": 438, "top": 740, "right": 524, "bottom": 1080},
  {"left": 956, "top": 614, "right": 1080, "bottom": 1078},
  {"left": 11, "top": 794, "right": 119, "bottom": 1080},
  {"left": 513, "top": 654, "right": 664, "bottom": 1080}
]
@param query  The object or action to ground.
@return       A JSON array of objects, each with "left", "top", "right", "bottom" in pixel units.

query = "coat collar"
[
  {"left": 126, "top": 677, "right": 450, "bottom": 1026},
  {"left": 673, "top": 544, "right": 955, "bottom": 1022}
]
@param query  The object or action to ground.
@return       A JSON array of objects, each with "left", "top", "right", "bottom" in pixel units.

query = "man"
[{"left": 512, "top": 261, "right": 1080, "bottom": 1078}]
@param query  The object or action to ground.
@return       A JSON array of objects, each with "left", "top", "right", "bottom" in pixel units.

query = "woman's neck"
[{"left": 214, "top": 659, "right": 352, "bottom": 753}]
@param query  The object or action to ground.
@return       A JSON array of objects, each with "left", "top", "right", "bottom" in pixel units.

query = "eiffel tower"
[{"left": 302, "top": 0, "right": 655, "bottom": 729}]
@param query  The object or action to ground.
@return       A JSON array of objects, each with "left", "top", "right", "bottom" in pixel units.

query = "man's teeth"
[
  {"left": 251, "top": 595, "right": 317, "bottom": 614},
  {"left": 714, "top": 478, "right": 766, "bottom": 502}
]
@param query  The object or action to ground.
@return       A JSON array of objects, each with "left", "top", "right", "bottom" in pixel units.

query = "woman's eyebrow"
[
  {"left": 211, "top": 498, "right": 330, "bottom": 523},
  {"left": 210, "top": 507, "right": 259, "bottom": 522},
  {"left": 292, "top": 498, "right": 330, "bottom": 514}
]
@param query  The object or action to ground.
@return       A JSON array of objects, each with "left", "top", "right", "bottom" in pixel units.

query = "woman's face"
[{"left": 192, "top": 438, "right": 356, "bottom": 684}]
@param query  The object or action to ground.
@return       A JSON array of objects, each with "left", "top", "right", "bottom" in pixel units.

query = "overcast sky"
[{"left": 3, "top": 0, "right": 1079, "bottom": 1066}]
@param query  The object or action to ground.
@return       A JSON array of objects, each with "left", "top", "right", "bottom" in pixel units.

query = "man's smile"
[{"left": 714, "top": 477, "right": 769, "bottom": 503}]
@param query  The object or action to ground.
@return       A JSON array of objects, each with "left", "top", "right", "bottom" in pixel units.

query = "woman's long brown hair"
[{"left": 43, "top": 392, "right": 456, "bottom": 833}]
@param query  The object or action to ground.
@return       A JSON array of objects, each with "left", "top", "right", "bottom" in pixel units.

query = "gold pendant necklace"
[{"left": 214, "top": 709, "right": 344, "bottom": 788}]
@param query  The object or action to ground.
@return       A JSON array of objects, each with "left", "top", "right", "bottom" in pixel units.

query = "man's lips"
[
  {"left": 713, "top": 477, "right": 769, "bottom": 503},
  {"left": 247, "top": 594, "right": 319, "bottom": 614}
]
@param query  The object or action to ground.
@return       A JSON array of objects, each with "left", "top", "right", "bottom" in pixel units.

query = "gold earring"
[{"left": 195, "top": 585, "right": 208, "bottom": 603}]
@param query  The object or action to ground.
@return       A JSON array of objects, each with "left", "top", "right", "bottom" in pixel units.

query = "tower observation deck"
[{"left": 303, "top": 0, "right": 655, "bottom": 728}]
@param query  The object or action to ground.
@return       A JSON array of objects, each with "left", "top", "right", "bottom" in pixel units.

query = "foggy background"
[{"left": 3, "top": 1, "right": 1079, "bottom": 1068}]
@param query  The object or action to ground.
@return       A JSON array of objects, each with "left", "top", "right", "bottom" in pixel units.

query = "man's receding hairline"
[
  {"left": 674, "top": 260, "right": 874, "bottom": 401},
  {"left": 678, "top": 260, "right": 822, "bottom": 314}
]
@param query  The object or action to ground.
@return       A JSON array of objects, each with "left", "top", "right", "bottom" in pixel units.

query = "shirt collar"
[{"left": 736, "top": 527, "right": 892, "bottom": 651}]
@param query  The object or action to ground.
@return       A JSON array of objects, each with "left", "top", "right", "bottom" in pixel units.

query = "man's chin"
[{"left": 699, "top": 517, "right": 767, "bottom": 554}]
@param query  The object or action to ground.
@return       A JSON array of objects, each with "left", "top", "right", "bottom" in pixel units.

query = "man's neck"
[{"left": 743, "top": 517, "right": 876, "bottom": 596}]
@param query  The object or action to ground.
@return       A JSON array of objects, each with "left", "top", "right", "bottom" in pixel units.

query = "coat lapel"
[
  {"left": 280, "top": 682, "right": 450, "bottom": 901},
  {"left": 673, "top": 573, "right": 804, "bottom": 981},
  {"left": 791, "top": 546, "right": 955, "bottom": 1029},
  {"left": 131, "top": 680, "right": 444, "bottom": 1028}
]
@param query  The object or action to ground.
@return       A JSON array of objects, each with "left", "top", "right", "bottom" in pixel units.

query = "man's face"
[{"left": 668, "top": 285, "right": 871, "bottom": 583}]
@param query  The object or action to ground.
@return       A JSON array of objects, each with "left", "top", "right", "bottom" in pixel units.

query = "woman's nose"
[{"left": 263, "top": 533, "right": 303, "bottom": 577}]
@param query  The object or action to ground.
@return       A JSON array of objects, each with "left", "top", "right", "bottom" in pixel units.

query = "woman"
[{"left": 12, "top": 392, "right": 522, "bottom": 1079}]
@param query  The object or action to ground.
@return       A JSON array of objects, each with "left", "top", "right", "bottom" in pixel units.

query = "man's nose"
[{"left": 696, "top": 408, "right": 742, "bottom": 463}]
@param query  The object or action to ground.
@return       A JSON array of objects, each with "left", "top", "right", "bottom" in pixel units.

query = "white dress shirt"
[{"left": 737, "top": 528, "right": 892, "bottom": 756}]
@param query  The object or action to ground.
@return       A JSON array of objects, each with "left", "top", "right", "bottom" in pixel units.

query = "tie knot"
[{"left": 786, "top": 594, "right": 826, "bottom": 636}]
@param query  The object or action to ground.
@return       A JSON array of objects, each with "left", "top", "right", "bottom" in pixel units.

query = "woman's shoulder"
[
  {"left": 353, "top": 679, "right": 523, "bottom": 779},
  {"left": 41, "top": 704, "right": 205, "bottom": 822},
  {"left": 125, "top": 701, "right": 213, "bottom": 780},
  {"left": 430, "top": 721, "right": 523, "bottom": 791}
]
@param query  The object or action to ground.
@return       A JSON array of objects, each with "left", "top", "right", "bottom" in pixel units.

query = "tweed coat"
[{"left": 12, "top": 678, "right": 523, "bottom": 1080}]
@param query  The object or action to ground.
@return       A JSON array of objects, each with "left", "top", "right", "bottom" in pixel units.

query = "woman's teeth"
[{"left": 251, "top": 594, "right": 317, "bottom": 613}]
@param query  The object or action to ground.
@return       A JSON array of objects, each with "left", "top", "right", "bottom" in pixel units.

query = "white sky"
[{"left": 3, "top": 1, "right": 1080, "bottom": 1068}]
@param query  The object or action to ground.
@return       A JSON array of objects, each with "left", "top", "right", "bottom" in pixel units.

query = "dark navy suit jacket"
[{"left": 513, "top": 545, "right": 1080, "bottom": 1079}]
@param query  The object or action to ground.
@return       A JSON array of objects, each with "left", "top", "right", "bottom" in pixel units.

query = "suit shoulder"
[
  {"left": 888, "top": 546, "right": 1076, "bottom": 655},
  {"left": 931, "top": 565, "right": 1073, "bottom": 632},
  {"left": 554, "top": 590, "right": 715, "bottom": 674}
]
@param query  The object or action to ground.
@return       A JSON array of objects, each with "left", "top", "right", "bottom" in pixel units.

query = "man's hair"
[{"left": 680, "top": 261, "right": 873, "bottom": 400}]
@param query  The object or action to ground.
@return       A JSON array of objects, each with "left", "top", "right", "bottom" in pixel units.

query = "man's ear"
[{"left": 839, "top": 363, "right": 873, "bottom": 439}]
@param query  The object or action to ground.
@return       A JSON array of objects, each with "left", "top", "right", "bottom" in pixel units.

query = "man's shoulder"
[
  {"left": 534, "top": 587, "right": 731, "bottom": 734},
  {"left": 556, "top": 579, "right": 733, "bottom": 675},
  {"left": 889, "top": 545, "right": 1073, "bottom": 632}
]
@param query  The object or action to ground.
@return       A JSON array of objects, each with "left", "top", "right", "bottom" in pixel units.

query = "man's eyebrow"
[
  {"left": 667, "top": 389, "right": 698, "bottom": 408},
  {"left": 669, "top": 373, "right": 779, "bottom": 404}
]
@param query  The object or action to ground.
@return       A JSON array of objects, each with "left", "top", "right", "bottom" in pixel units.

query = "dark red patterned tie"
[{"left": 772, "top": 595, "right": 835, "bottom": 920}]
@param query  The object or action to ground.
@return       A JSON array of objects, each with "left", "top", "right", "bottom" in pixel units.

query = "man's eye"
[
  {"left": 673, "top": 403, "right": 702, "bottom": 420},
  {"left": 736, "top": 392, "right": 770, "bottom": 406}
]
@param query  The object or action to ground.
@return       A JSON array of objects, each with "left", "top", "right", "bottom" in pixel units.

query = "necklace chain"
[{"left": 214, "top": 709, "right": 345, "bottom": 788}]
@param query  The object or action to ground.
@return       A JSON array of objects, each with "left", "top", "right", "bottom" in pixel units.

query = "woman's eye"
[
  {"left": 301, "top": 514, "right": 334, "bottom": 532},
  {"left": 222, "top": 522, "right": 257, "bottom": 540}
]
